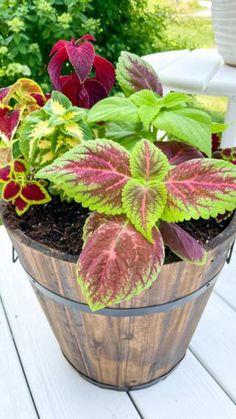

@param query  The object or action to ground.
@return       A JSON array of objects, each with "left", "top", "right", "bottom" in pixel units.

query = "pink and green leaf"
[
  {"left": 122, "top": 179, "right": 167, "bottom": 241},
  {"left": 77, "top": 216, "right": 165, "bottom": 311},
  {"left": 160, "top": 221, "right": 207, "bottom": 264},
  {"left": 82, "top": 212, "right": 112, "bottom": 243},
  {"left": 130, "top": 139, "right": 170, "bottom": 182},
  {"left": 161, "top": 159, "right": 236, "bottom": 222},
  {"left": 116, "top": 51, "right": 163, "bottom": 97},
  {"left": 155, "top": 140, "right": 204, "bottom": 165},
  {"left": 36, "top": 139, "right": 131, "bottom": 215}
]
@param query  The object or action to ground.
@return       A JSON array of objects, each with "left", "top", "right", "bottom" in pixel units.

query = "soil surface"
[{"left": 1, "top": 198, "right": 232, "bottom": 257}]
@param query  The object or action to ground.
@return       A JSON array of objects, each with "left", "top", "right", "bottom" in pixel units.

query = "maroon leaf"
[
  {"left": 93, "top": 55, "right": 115, "bottom": 93},
  {"left": 14, "top": 160, "right": 26, "bottom": 173},
  {"left": 84, "top": 78, "right": 108, "bottom": 108},
  {"left": 156, "top": 141, "right": 204, "bottom": 165},
  {"left": 21, "top": 183, "right": 49, "bottom": 202},
  {"left": 0, "top": 165, "right": 10, "bottom": 181},
  {"left": 48, "top": 46, "right": 68, "bottom": 90},
  {"left": 160, "top": 221, "right": 207, "bottom": 264},
  {"left": 116, "top": 51, "right": 163, "bottom": 97},
  {"left": 77, "top": 216, "right": 165, "bottom": 310},
  {"left": 0, "top": 87, "right": 10, "bottom": 102},
  {"left": 60, "top": 75, "right": 82, "bottom": 106},
  {"left": 0, "top": 107, "right": 21, "bottom": 142},
  {"left": 212, "top": 133, "right": 221, "bottom": 153},
  {"left": 65, "top": 41, "right": 95, "bottom": 82},
  {"left": 14, "top": 196, "right": 29, "bottom": 215},
  {"left": 49, "top": 39, "right": 68, "bottom": 57},
  {"left": 79, "top": 34, "right": 96, "bottom": 42},
  {"left": 3, "top": 181, "right": 20, "bottom": 200}
]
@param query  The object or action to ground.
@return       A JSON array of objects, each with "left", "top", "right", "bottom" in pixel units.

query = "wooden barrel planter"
[{"left": 3, "top": 213, "right": 236, "bottom": 391}]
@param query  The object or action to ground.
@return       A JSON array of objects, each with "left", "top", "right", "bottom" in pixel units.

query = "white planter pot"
[{"left": 212, "top": 0, "right": 236, "bottom": 66}]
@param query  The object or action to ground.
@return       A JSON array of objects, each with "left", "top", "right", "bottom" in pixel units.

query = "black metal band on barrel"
[{"left": 26, "top": 270, "right": 220, "bottom": 317}]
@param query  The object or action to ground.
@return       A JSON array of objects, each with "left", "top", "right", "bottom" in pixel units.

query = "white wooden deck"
[{"left": 0, "top": 225, "right": 235, "bottom": 419}]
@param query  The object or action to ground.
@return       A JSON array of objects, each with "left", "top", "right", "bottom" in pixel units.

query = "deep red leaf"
[
  {"left": 0, "top": 87, "right": 10, "bottom": 102},
  {"left": 65, "top": 41, "right": 95, "bottom": 82},
  {"left": 21, "top": 183, "right": 47, "bottom": 201},
  {"left": 0, "top": 165, "right": 10, "bottom": 181},
  {"left": 84, "top": 78, "right": 108, "bottom": 108},
  {"left": 60, "top": 75, "right": 81, "bottom": 106},
  {"left": 14, "top": 196, "right": 29, "bottom": 215},
  {"left": 14, "top": 160, "right": 26, "bottom": 173},
  {"left": 3, "top": 181, "right": 20, "bottom": 200},
  {"left": 93, "top": 55, "right": 115, "bottom": 93},
  {"left": 156, "top": 140, "right": 204, "bottom": 165},
  {"left": 48, "top": 47, "right": 68, "bottom": 90},
  {"left": 49, "top": 40, "right": 68, "bottom": 57},
  {"left": 79, "top": 34, "right": 96, "bottom": 42},
  {"left": 212, "top": 133, "right": 221, "bottom": 152},
  {"left": 160, "top": 221, "right": 207, "bottom": 264},
  {"left": 0, "top": 108, "right": 21, "bottom": 142},
  {"left": 77, "top": 216, "right": 164, "bottom": 310}
]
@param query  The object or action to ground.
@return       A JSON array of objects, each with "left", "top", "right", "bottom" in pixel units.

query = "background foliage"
[{"left": 0, "top": 0, "right": 174, "bottom": 89}]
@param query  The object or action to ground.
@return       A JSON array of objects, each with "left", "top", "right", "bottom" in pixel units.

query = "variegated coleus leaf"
[
  {"left": 161, "top": 159, "right": 236, "bottom": 222},
  {"left": 160, "top": 221, "right": 207, "bottom": 264},
  {"left": 122, "top": 139, "right": 169, "bottom": 241},
  {"left": 77, "top": 213, "right": 165, "bottom": 311},
  {"left": 1, "top": 78, "right": 46, "bottom": 113},
  {"left": 116, "top": 51, "right": 163, "bottom": 97},
  {"left": 156, "top": 140, "right": 204, "bottom": 165},
  {"left": 37, "top": 140, "right": 131, "bottom": 215},
  {"left": 0, "top": 107, "right": 21, "bottom": 145}
]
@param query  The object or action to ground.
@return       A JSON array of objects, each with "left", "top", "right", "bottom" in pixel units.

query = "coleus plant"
[
  {"left": 18, "top": 91, "right": 92, "bottom": 168},
  {"left": 1, "top": 36, "right": 236, "bottom": 311},
  {"left": 37, "top": 138, "right": 236, "bottom": 310},
  {"left": 48, "top": 34, "right": 116, "bottom": 108}
]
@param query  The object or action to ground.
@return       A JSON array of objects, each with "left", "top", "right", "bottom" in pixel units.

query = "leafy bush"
[{"left": 0, "top": 0, "right": 170, "bottom": 88}]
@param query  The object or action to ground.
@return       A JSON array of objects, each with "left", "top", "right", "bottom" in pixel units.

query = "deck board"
[
  {"left": 190, "top": 292, "right": 236, "bottom": 403},
  {"left": 130, "top": 351, "right": 236, "bottom": 419},
  {"left": 0, "top": 298, "right": 38, "bottom": 419}
]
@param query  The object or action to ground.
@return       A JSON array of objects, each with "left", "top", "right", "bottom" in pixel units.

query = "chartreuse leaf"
[
  {"left": 116, "top": 51, "right": 163, "bottom": 97},
  {"left": 122, "top": 139, "right": 169, "bottom": 241},
  {"left": 87, "top": 97, "right": 139, "bottom": 124},
  {"left": 44, "top": 90, "right": 72, "bottom": 115},
  {"left": 130, "top": 90, "right": 161, "bottom": 130},
  {"left": 161, "top": 159, "right": 236, "bottom": 222},
  {"left": 77, "top": 214, "right": 165, "bottom": 311},
  {"left": 122, "top": 179, "right": 167, "bottom": 241},
  {"left": 153, "top": 108, "right": 212, "bottom": 157},
  {"left": 130, "top": 138, "right": 170, "bottom": 182},
  {"left": 160, "top": 221, "right": 207, "bottom": 265},
  {"left": 36, "top": 139, "right": 131, "bottom": 215}
]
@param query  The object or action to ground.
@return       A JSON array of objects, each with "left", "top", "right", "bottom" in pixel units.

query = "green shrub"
[{"left": 0, "top": 0, "right": 170, "bottom": 88}]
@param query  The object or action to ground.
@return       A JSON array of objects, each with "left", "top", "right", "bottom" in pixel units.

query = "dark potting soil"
[{"left": 1, "top": 198, "right": 232, "bottom": 257}]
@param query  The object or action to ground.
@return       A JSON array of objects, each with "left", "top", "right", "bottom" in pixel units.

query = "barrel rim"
[{"left": 2, "top": 208, "right": 236, "bottom": 264}]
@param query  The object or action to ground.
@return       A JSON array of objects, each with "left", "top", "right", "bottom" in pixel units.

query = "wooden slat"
[
  {"left": 214, "top": 252, "right": 236, "bottom": 310},
  {"left": 0, "top": 227, "right": 140, "bottom": 419},
  {"left": 190, "top": 293, "right": 236, "bottom": 402},
  {"left": 143, "top": 50, "right": 189, "bottom": 73},
  {"left": 130, "top": 351, "right": 236, "bottom": 419},
  {"left": 0, "top": 300, "right": 38, "bottom": 419},
  {"left": 158, "top": 49, "right": 223, "bottom": 93}
]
